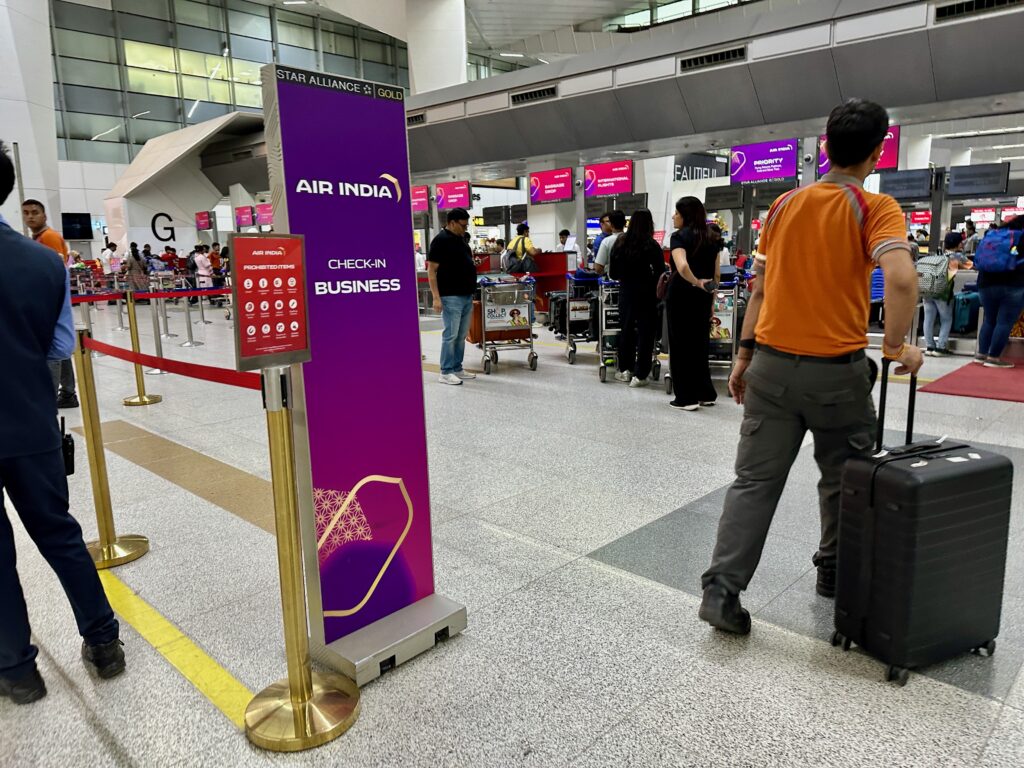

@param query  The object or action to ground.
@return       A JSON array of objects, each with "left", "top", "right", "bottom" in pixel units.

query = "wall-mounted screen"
[
  {"left": 529, "top": 167, "right": 574, "bottom": 204},
  {"left": 234, "top": 206, "right": 255, "bottom": 228},
  {"left": 62, "top": 212, "right": 94, "bottom": 239},
  {"left": 948, "top": 163, "right": 1010, "bottom": 197},
  {"left": 730, "top": 139, "right": 798, "bottom": 184},
  {"left": 879, "top": 169, "right": 933, "bottom": 200},
  {"left": 435, "top": 181, "right": 471, "bottom": 210},
  {"left": 819, "top": 125, "right": 900, "bottom": 177},
  {"left": 411, "top": 185, "right": 430, "bottom": 212},
  {"left": 194, "top": 211, "right": 213, "bottom": 231},
  {"left": 255, "top": 203, "right": 273, "bottom": 226},
  {"left": 584, "top": 160, "right": 633, "bottom": 198}
]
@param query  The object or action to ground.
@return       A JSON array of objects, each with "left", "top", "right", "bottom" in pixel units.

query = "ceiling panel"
[
  {"left": 749, "top": 50, "right": 843, "bottom": 124},
  {"left": 407, "top": 127, "right": 448, "bottom": 175},
  {"left": 928, "top": 12, "right": 1024, "bottom": 102},
  {"left": 466, "top": 0, "right": 641, "bottom": 47},
  {"left": 560, "top": 91, "right": 634, "bottom": 148},
  {"left": 677, "top": 66, "right": 765, "bottom": 133},
  {"left": 613, "top": 79, "right": 694, "bottom": 141},
  {"left": 508, "top": 102, "right": 581, "bottom": 157},
  {"left": 832, "top": 31, "right": 936, "bottom": 107},
  {"left": 424, "top": 119, "right": 486, "bottom": 167},
  {"left": 464, "top": 111, "right": 533, "bottom": 163}
]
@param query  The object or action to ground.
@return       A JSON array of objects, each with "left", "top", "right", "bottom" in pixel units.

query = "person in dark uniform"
[
  {"left": 666, "top": 196, "right": 721, "bottom": 410},
  {"left": 0, "top": 141, "right": 125, "bottom": 705}
]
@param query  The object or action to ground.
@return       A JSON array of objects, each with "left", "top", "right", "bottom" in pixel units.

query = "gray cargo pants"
[
  {"left": 48, "top": 358, "right": 76, "bottom": 399},
  {"left": 701, "top": 349, "right": 877, "bottom": 595}
]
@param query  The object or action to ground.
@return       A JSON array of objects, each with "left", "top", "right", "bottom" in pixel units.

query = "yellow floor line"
[{"left": 98, "top": 570, "right": 254, "bottom": 729}]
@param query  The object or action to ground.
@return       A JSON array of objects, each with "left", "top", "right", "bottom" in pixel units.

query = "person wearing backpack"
[
  {"left": 502, "top": 224, "right": 540, "bottom": 273},
  {"left": 608, "top": 209, "right": 666, "bottom": 387},
  {"left": 974, "top": 215, "right": 1024, "bottom": 368},
  {"left": 918, "top": 231, "right": 966, "bottom": 356}
]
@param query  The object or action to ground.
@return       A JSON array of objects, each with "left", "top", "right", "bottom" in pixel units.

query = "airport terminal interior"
[{"left": 3, "top": 0, "right": 1024, "bottom": 766}]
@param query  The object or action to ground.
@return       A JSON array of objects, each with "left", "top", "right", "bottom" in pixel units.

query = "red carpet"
[{"left": 920, "top": 361, "right": 1024, "bottom": 403}]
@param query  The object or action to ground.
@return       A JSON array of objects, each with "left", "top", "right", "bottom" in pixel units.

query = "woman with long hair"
[
  {"left": 666, "top": 196, "right": 721, "bottom": 410},
  {"left": 609, "top": 209, "right": 667, "bottom": 386}
]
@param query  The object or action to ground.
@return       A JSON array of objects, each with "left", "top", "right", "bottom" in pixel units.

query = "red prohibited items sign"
[{"left": 231, "top": 234, "right": 311, "bottom": 371}]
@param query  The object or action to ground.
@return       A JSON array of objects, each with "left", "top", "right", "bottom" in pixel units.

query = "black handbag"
[{"left": 60, "top": 417, "right": 75, "bottom": 476}]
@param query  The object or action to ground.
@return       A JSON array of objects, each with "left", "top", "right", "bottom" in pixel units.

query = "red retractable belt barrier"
[
  {"left": 82, "top": 336, "right": 261, "bottom": 390},
  {"left": 135, "top": 288, "right": 232, "bottom": 300},
  {"left": 72, "top": 292, "right": 126, "bottom": 304}
]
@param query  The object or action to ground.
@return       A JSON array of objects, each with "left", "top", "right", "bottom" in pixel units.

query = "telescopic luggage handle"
[{"left": 875, "top": 357, "right": 918, "bottom": 452}]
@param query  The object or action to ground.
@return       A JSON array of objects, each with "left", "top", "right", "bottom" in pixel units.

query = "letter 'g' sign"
[{"left": 230, "top": 233, "right": 310, "bottom": 371}]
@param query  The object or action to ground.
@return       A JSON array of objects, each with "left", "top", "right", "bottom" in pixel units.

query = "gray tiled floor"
[{"left": 3, "top": 307, "right": 1024, "bottom": 766}]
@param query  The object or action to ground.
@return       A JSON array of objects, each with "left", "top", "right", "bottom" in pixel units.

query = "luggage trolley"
[
  {"left": 598, "top": 278, "right": 663, "bottom": 383},
  {"left": 564, "top": 273, "right": 599, "bottom": 364},
  {"left": 664, "top": 276, "right": 746, "bottom": 396},
  {"left": 479, "top": 276, "right": 538, "bottom": 374}
]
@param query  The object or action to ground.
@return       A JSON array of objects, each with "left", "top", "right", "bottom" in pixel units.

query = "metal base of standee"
[{"left": 313, "top": 594, "right": 467, "bottom": 687}]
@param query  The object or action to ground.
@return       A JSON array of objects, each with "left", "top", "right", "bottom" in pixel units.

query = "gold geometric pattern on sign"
[
  {"left": 313, "top": 488, "right": 373, "bottom": 563},
  {"left": 316, "top": 475, "right": 414, "bottom": 618}
]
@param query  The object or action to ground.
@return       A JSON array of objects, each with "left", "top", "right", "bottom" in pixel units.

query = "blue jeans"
[
  {"left": 922, "top": 298, "right": 953, "bottom": 350},
  {"left": 440, "top": 295, "right": 474, "bottom": 375},
  {"left": 978, "top": 285, "right": 1024, "bottom": 359}
]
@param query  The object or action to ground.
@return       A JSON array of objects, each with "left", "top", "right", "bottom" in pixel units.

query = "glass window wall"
[
  {"left": 55, "top": 29, "right": 118, "bottom": 64},
  {"left": 175, "top": 0, "right": 225, "bottom": 30}
]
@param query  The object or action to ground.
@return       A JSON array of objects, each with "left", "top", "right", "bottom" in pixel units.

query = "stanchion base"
[
  {"left": 123, "top": 394, "right": 163, "bottom": 406},
  {"left": 245, "top": 671, "right": 360, "bottom": 752},
  {"left": 87, "top": 534, "right": 150, "bottom": 569},
  {"left": 194, "top": 321, "right": 214, "bottom": 326},
  {"left": 160, "top": 333, "right": 179, "bottom": 339},
  {"left": 180, "top": 341, "right": 205, "bottom": 347},
  {"left": 114, "top": 326, "right": 129, "bottom": 332},
  {"left": 145, "top": 368, "right": 169, "bottom": 376}
]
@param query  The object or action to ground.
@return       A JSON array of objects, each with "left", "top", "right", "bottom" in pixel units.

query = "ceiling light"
[
  {"left": 1000, "top": 155, "right": 1024, "bottom": 162},
  {"left": 90, "top": 126, "right": 120, "bottom": 141},
  {"left": 988, "top": 143, "right": 1024, "bottom": 150},
  {"left": 130, "top": 110, "right": 151, "bottom": 119},
  {"left": 282, "top": 1, "right": 308, "bottom": 5},
  {"left": 499, "top": 52, "right": 524, "bottom": 58},
  {"left": 934, "top": 126, "right": 1024, "bottom": 140},
  {"left": 537, "top": 58, "right": 549, "bottom": 64},
  {"left": 187, "top": 100, "right": 201, "bottom": 119}
]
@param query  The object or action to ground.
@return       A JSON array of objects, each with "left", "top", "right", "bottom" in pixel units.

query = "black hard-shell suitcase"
[{"left": 832, "top": 359, "right": 1013, "bottom": 685}]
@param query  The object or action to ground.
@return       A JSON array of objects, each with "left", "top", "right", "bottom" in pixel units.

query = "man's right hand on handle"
[{"left": 884, "top": 343, "right": 925, "bottom": 377}]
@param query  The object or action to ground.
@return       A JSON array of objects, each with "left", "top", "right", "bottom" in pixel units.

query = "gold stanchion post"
[
  {"left": 245, "top": 367, "right": 360, "bottom": 752},
  {"left": 122, "top": 290, "right": 162, "bottom": 406},
  {"left": 72, "top": 329, "right": 150, "bottom": 568}
]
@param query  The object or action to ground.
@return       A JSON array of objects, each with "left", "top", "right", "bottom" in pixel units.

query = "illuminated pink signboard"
[
  {"left": 435, "top": 181, "right": 471, "bottom": 210},
  {"left": 584, "top": 161, "right": 633, "bottom": 198},
  {"left": 529, "top": 168, "right": 574, "bottom": 204}
]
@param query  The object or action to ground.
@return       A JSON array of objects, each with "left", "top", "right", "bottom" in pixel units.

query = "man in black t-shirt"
[{"left": 427, "top": 208, "right": 478, "bottom": 385}]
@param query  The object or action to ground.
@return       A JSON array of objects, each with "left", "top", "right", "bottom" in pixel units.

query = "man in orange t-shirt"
[
  {"left": 698, "top": 100, "right": 923, "bottom": 635},
  {"left": 22, "top": 199, "right": 78, "bottom": 409}
]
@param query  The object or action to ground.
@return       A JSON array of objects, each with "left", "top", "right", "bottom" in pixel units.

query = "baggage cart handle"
[{"left": 876, "top": 357, "right": 918, "bottom": 452}]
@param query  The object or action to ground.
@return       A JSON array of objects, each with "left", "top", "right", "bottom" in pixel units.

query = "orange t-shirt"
[
  {"left": 33, "top": 227, "right": 68, "bottom": 261},
  {"left": 755, "top": 176, "right": 909, "bottom": 356}
]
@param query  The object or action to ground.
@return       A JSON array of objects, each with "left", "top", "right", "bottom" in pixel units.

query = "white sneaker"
[
  {"left": 984, "top": 360, "right": 1014, "bottom": 369},
  {"left": 629, "top": 376, "right": 649, "bottom": 388},
  {"left": 614, "top": 370, "right": 632, "bottom": 382},
  {"left": 438, "top": 373, "right": 463, "bottom": 385},
  {"left": 454, "top": 370, "right": 477, "bottom": 380}
]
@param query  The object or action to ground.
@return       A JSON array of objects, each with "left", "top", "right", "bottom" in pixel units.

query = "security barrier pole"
[
  {"left": 195, "top": 292, "right": 213, "bottom": 325},
  {"left": 146, "top": 298, "right": 169, "bottom": 375},
  {"left": 72, "top": 329, "right": 150, "bottom": 568},
  {"left": 180, "top": 298, "right": 203, "bottom": 347},
  {"left": 245, "top": 366, "right": 359, "bottom": 752},
  {"left": 122, "top": 291, "right": 163, "bottom": 406},
  {"left": 160, "top": 288, "right": 178, "bottom": 339},
  {"left": 113, "top": 276, "right": 128, "bottom": 332}
]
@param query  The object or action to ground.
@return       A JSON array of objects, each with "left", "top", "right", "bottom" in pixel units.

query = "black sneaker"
[
  {"left": 82, "top": 638, "right": 125, "bottom": 679},
  {"left": 698, "top": 583, "right": 751, "bottom": 635},
  {"left": 816, "top": 564, "right": 837, "bottom": 598},
  {"left": 0, "top": 668, "right": 47, "bottom": 705},
  {"left": 57, "top": 394, "right": 80, "bottom": 409}
]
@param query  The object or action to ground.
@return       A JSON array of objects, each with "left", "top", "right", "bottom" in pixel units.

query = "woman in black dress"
[
  {"left": 666, "top": 196, "right": 721, "bottom": 410},
  {"left": 609, "top": 208, "right": 667, "bottom": 386}
]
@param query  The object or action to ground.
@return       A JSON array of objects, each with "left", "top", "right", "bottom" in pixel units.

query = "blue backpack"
[{"left": 973, "top": 228, "right": 1023, "bottom": 273}]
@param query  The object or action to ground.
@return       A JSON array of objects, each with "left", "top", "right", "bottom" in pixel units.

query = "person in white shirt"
[
  {"left": 97, "top": 243, "right": 116, "bottom": 276},
  {"left": 554, "top": 229, "right": 571, "bottom": 252},
  {"left": 194, "top": 247, "right": 213, "bottom": 288},
  {"left": 594, "top": 210, "right": 626, "bottom": 277}
]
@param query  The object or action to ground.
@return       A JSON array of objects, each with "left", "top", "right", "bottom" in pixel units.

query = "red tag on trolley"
[{"left": 231, "top": 234, "right": 311, "bottom": 371}]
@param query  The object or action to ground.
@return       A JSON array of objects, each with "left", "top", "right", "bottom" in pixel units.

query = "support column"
[
  {"left": 902, "top": 135, "right": 933, "bottom": 170},
  {"left": 229, "top": 182, "right": 257, "bottom": 239},
  {"left": 0, "top": 0, "right": 60, "bottom": 228},
  {"left": 636, "top": 156, "right": 676, "bottom": 245},
  {"left": 405, "top": 0, "right": 467, "bottom": 95}
]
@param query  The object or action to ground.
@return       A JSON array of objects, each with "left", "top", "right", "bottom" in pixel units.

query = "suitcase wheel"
[
  {"left": 483, "top": 357, "right": 492, "bottom": 375},
  {"left": 885, "top": 665, "right": 910, "bottom": 687},
  {"left": 972, "top": 640, "right": 996, "bottom": 658}
]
